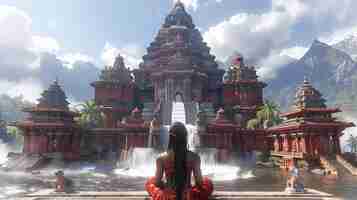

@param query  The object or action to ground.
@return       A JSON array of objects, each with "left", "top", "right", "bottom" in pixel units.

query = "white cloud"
[
  {"left": 279, "top": 46, "right": 308, "bottom": 60},
  {"left": 257, "top": 52, "right": 296, "bottom": 81},
  {"left": 59, "top": 53, "right": 94, "bottom": 69},
  {"left": 319, "top": 26, "right": 357, "bottom": 45},
  {"left": 0, "top": 5, "right": 32, "bottom": 49},
  {"left": 203, "top": 0, "right": 311, "bottom": 62},
  {"left": 0, "top": 5, "right": 98, "bottom": 102},
  {"left": 31, "top": 35, "right": 60, "bottom": 54},
  {"left": 101, "top": 42, "right": 144, "bottom": 69},
  {"left": 0, "top": 78, "right": 43, "bottom": 103},
  {"left": 203, "top": 0, "right": 357, "bottom": 80}
]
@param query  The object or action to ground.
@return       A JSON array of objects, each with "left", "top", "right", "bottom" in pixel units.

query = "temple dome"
[
  {"left": 99, "top": 54, "right": 132, "bottom": 84},
  {"left": 37, "top": 80, "right": 69, "bottom": 110},
  {"left": 164, "top": 1, "right": 195, "bottom": 29},
  {"left": 225, "top": 53, "right": 258, "bottom": 82},
  {"left": 293, "top": 77, "right": 326, "bottom": 109}
]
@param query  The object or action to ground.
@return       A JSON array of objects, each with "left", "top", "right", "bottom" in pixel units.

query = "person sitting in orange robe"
[{"left": 146, "top": 122, "right": 213, "bottom": 200}]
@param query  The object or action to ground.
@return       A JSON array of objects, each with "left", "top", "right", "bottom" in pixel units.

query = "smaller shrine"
[
  {"left": 268, "top": 78, "right": 354, "bottom": 164},
  {"left": 91, "top": 54, "right": 141, "bottom": 128},
  {"left": 16, "top": 80, "right": 81, "bottom": 160},
  {"left": 223, "top": 53, "right": 266, "bottom": 126}
]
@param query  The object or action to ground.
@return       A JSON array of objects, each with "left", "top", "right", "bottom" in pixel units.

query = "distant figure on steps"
[
  {"left": 285, "top": 160, "right": 305, "bottom": 193},
  {"left": 146, "top": 122, "right": 213, "bottom": 200},
  {"left": 54, "top": 170, "right": 74, "bottom": 193}
]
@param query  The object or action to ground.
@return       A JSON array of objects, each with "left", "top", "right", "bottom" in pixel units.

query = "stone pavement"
[{"left": 14, "top": 188, "right": 341, "bottom": 200}]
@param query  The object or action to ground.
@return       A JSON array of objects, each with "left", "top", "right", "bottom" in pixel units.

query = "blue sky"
[
  {"left": 1, "top": 0, "right": 271, "bottom": 59},
  {"left": 1, "top": 0, "right": 357, "bottom": 102}
]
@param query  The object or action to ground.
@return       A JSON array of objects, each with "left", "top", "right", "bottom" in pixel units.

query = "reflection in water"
[
  {"left": 0, "top": 163, "right": 357, "bottom": 199},
  {"left": 1, "top": 167, "right": 357, "bottom": 199}
]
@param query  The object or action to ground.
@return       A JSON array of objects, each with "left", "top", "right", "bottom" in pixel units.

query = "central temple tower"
[{"left": 133, "top": 1, "right": 224, "bottom": 125}]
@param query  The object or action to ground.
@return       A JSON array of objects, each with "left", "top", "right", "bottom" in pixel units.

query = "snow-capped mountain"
[
  {"left": 265, "top": 40, "right": 357, "bottom": 111},
  {"left": 333, "top": 34, "right": 357, "bottom": 61}
]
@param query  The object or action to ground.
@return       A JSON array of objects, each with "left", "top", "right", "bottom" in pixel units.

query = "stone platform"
[{"left": 16, "top": 189, "right": 339, "bottom": 200}]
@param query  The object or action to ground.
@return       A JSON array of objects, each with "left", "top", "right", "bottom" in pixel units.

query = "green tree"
[
  {"left": 76, "top": 100, "right": 103, "bottom": 129},
  {"left": 246, "top": 118, "right": 260, "bottom": 130},
  {"left": 6, "top": 126, "right": 23, "bottom": 151},
  {"left": 246, "top": 100, "right": 282, "bottom": 130},
  {"left": 256, "top": 100, "right": 282, "bottom": 127}
]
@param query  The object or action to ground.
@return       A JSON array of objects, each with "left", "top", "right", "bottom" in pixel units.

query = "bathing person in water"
[
  {"left": 286, "top": 160, "right": 304, "bottom": 193},
  {"left": 54, "top": 170, "right": 74, "bottom": 193},
  {"left": 55, "top": 170, "right": 65, "bottom": 192},
  {"left": 146, "top": 122, "right": 213, "bottom": 200}
]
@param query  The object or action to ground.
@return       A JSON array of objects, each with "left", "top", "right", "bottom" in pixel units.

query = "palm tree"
[
  {"left": 245, "top": 100, "right": 282, "bottom": 130},
  {"left": 256, "top": 100, "right": 282, "bottom": 128},
  {"left": 76, "top": 100, "right": 103, "bottom": 129},
  {"left": 246, "top": 118, "right": 260, "bottom": 130}
]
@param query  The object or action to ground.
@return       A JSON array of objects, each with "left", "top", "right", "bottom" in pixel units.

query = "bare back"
[{"left": 154, "top": 150, "right": 203, "bottom": 189}]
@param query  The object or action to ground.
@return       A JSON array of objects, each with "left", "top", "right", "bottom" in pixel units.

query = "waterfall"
[
  {"left": 115, "top": 98, "right": 254, "bottom": 181},
  {"left": 171, "top": 101, "right": 186, "bottom": 124},
  {"left": 0, "top": 140, "right": 10, "bottom": 165}
]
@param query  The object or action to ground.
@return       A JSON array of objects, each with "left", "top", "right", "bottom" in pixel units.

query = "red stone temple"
[
  {"left": 267, "top": 78, "right": 354, "bottom": 164},
  {"left": 16, "top": 80, "right": 81, "bottom": 161},
  {"left": 13, "top": 1, "right": 354, "bottom": 167}
]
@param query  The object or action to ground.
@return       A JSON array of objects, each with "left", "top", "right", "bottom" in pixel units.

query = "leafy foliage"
[
  {"left": 76, "top": 100, "right": 104, "bottom": 129},
  {"left": 6, "top": 126, "right": 23, "bottom": 151},
  {"left": 246, "top": 100, "right": 282, "bottom": 130}
]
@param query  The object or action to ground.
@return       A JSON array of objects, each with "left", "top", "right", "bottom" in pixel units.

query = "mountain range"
[{"left": 264, "top": 38, "right": 357, "bottom": 114}]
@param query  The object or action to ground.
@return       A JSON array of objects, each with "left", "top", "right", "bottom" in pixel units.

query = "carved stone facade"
[
  {"left": 16, "top": 80, "right": 81, "bottom": 160},
  {"left": 223, "top": 54, "right": 266, "bottom": 126},
  {"left": 268, "top": 78, "right": 354, "bottom": 161},
  {"left": 133, "top": 2, "right": 224, "bottom": 124}
]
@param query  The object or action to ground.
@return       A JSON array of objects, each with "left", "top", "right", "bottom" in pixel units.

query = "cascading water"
[
  {"left": 115, "top": 99, "right": 254, "bottom": 181},
  {"left": 0, "top": 140, "right": 10, "bottom": 165},
  {"left": 115, "top": 148, "right": 157, "bottom": 177}
]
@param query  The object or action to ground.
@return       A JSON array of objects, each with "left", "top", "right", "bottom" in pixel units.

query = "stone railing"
[{"left": 336, "top": 155, "right": 357, "bottom": 175}]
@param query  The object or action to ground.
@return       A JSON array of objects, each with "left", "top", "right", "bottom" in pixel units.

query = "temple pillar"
[
  {"left": 273, "top": 136, "right": 279, "bottom": 152},
  {"left": 287, "top": 136, "right": 292, "bottom": 152},
  {"left": 103, "top": 110, "right": 115, "bottom": 128},
  {"left": 28, "top": 135, "right": 33, "bottom": 154},
  {"left": 292, "top": 135, "right": 298, "bottom": 152},
  {"left": 282, "top": 135, "right": 289, "bottom": 152},
  {"left": 300, "top": 136, "right": 306, "bottom": 153},
  {"left": 23, "top": 135, "right": 29, "bottom": 153}
]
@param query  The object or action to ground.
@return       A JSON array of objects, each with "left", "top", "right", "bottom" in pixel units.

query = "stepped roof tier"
[
  {"left": 282, "top": 78, "right": 339, "bottom": 118},
  {"left": 19, "top": 80, "right": 78, "bottom": 129},
  {"left": 37, "top": 80, "right": 70, "bottom": 110},
  {"left": 269, "top": 79, "right": 354, "bottom": 133},
  {"left": 134, "top": 1, "right": 224, "bottom": 87},
  {"left": 224, "top": 53, "right": 266, "bottom": 85},
  {"left": 92, "top": 54, "right": 133, "bottom": 87}
]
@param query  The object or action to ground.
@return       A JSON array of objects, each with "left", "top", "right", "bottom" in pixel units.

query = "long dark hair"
[{"left": 168, "top": 122, "right": 188, "bottom": 200}]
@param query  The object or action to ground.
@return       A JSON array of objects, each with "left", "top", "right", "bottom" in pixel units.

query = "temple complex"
[
  {"left": 268, "top": 78, "right": 354, "bottom": 164},
  {"left": 91, "top": 54, "right": 141, "bottom": 128},
  {"left": 16, "top": 80, "right": 81, "bottom": 160},
  {"left": 12, "top": 1, "right": 354, "bottom": 167},
  {"left": 133, "top": 1, "right": 224, "bottom": 125},
  {"left": 223, "top": 54, "right": 266, "bottom": 126}
]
